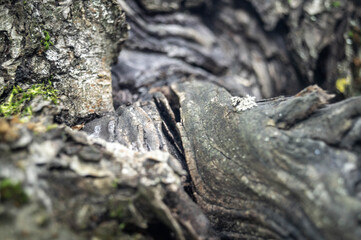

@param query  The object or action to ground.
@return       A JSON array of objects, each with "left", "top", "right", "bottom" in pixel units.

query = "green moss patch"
[
  {"left": 0, "top": 80, "right": 58, "bottom": 117},
  {"left": 331, "top": 1, "right": 341, "bottom": 8},
  {"left": 0, "top": 178, "right": 29, "bottom": 206}
]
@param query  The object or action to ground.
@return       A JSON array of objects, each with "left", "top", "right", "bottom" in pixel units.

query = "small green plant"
[
  {"left": 119, "top": 222, "right": 126, "bottom": 230},
  {"left": 110, "top": 206, "right": 127, "bottom": 230},
  {"left": 112, "top": 180, "right": 118, "bottom": 188},
  {"left": 110, "top": 205, "right": 125, "bottom": 219},
  {"left": 0, "top": 178, "right": 29, "bottom": 206},
  {"left": 41, "top": 31, "right": 54, "bottom": 50},
  {"left": 331, "top": 1, "right": 341, "bottom": 8},
  {"left": 0, "top": 80, "right": 58, "bottom": 117}
]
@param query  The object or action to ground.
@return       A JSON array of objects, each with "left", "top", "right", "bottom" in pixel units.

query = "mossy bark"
[{"left": 0, "top": 0, "right": 128, "bottom": 124}]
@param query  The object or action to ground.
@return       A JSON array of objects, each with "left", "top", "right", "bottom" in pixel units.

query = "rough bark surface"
[
  {"left": 171, "top": 80, "right": 361, "bottom": 239},
  {"left": 112, "top": 0, "right": 354, "bottom": 109},
  {"left": 85, "top": 0, "right": 361, "bottom": 238},
  {"left": 1, "top": 0, "right": 361, "bottom": 239},
  {"left": 83, "top": 94, "right": 186, "bottom": 168},
  {"left": 0, "top": 119, "right": 215, "bottom": 240},
  {"left": 0, "top": 0, "right": 128, "bottom": 124},
  {"left": 349, "top": 1, "right": 361, "bottom": 96}
]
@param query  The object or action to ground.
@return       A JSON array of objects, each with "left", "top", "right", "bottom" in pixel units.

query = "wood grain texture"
[{"left": 172, "top": 80, "right": 361, "bottom": 239}]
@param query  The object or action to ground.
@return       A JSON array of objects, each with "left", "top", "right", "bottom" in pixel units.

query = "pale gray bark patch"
[
  {"left": 0, "top": 0, "right": 128, "bottom": 124},
  {"left": 83, "top": 97, "right": 186, "bottom": 168}
]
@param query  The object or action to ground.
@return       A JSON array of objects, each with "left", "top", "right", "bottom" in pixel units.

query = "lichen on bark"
[{"left": 0, "top": 0, "right": 128, "bottom": 124}]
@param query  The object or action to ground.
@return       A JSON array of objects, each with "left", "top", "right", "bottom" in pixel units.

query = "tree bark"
[
  {"left": 112, "top": 0, "right": 356, "bottom": 108},
  {"left": 0, "top": 119, "right": 215, "bottom": 240},
  {"left": 171, "top": 80, "right": 361, "bottom": 239},
  {"left": 0, "top": 0, "right": 127, "bottom": 124},
  {"left": 1, "top": 0, "right": 361, "bottom": 239}
]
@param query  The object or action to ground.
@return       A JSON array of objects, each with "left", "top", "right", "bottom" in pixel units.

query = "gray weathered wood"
[
  {"left": 0, "top": 119, "right": 216, "bottom": 240},
  {"left": 171, "top": 80, "right": 361, "bottom": 239},
  {"left": 2, "top": 0, "right": 361, "bottom": 239}
]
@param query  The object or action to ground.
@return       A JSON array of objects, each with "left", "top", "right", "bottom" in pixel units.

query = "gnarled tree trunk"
[{"left": 1, "top": 0, "right": 361, "bottom": 239}]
